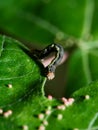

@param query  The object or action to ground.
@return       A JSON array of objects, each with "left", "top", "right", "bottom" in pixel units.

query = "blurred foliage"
[
  {"left": 66, "top": 42, "right": 98, "bottom": 96},
  {"left": 0, "top": 0, "right": 89, "bottom": 45}
]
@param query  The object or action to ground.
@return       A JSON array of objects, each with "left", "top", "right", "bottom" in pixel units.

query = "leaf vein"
[
  {"left": 87, "top": 112, "right": 98, "bottom": 130},
  {"left": 0, "top": 64, "right": 35, "bottom": 81},
  {"left": 0, "top": 35, "right": 5, "bottom": 57}
]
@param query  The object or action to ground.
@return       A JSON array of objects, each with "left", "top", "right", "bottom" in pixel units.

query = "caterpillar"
[{"left": 33, "top": 43, "right": 64, "bottom": 80}]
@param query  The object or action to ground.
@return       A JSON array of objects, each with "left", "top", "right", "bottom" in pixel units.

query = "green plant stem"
[
  {"left": 41, "top": 78, "right": 47, "bottom": 96},
  {"left": 81, "top": 0, "right": 95, "bottom": 40}
]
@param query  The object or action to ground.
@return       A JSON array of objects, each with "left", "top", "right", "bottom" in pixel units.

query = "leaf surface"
[
  {"left": 0, "top": 0, "right": 96, "bottom": 45},
  {"left": 66, "top": 41, "right": 98, "bottom": 96}
]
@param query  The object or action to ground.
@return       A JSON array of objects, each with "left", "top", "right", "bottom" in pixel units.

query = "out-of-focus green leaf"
[
  {"left": 0, "top": 0, "right": 87, "bottom": 45},
  {"left": 91, "top": 0, "right": 98, "bottom": 39},
  {"left": 65, "top": 40, "right": 98, "bottom": 96}
]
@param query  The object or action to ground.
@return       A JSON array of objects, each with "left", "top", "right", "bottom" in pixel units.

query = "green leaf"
[
  {"left": 45, "top": 81, "right": 98, "bottom": 130},
  {"left": 0, "top": 47, "right": 98, "bottom": 130},
  {"left": 0, "top": 35, "right": 98, "bottom": 130},
  {"left": 91, "top": 0, "right": 98, "bottom": 39},
  {"left": 65, "top": 41, "right": 98, "bottom": 96},
  {"left": 0, "top": 0, "right": 93, "bottom": 45},
  {"left": 60, "top": 0, "right": 98, "bottom": 97},
  {"left": 0, "top": 34, "right": 46, "bottom": 119}
]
